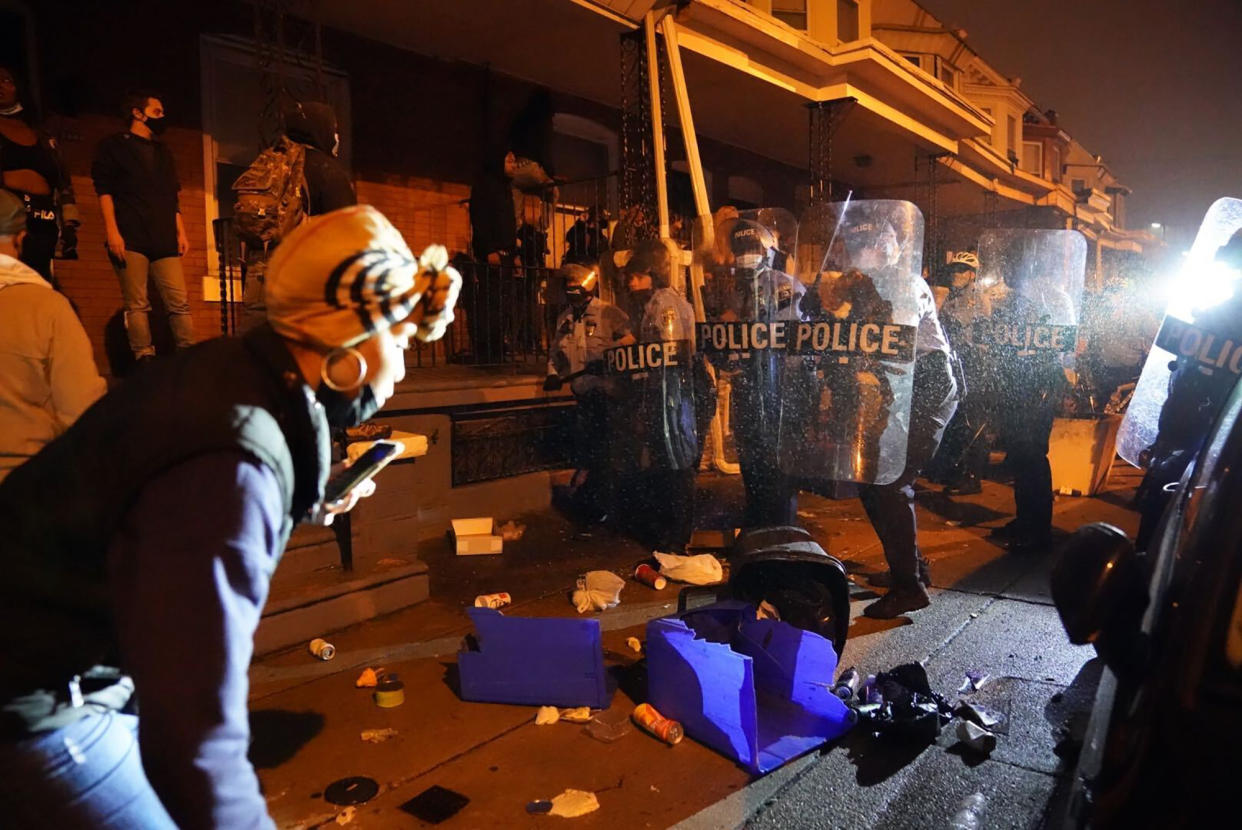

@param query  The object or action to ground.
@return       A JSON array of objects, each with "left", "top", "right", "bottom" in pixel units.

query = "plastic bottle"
[{"left": 949, "top": 793, "right": 987, "bottom": 830}]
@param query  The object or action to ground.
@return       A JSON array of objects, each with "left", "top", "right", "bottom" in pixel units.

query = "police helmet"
[
  {"left": 561, "top": 263, "right": 598, "bottom": 295},
  {"left": 841, "top": 219, "right": 900, "bottom": 263},
  {"left": 948, "top": 250, "right": 980, "bottom": 271},
  {"left": 622, "top": 239, "right": 673, "bottom": 288},
  {"left": 730, "top": 222, "right": 778, "bottom": 272}
]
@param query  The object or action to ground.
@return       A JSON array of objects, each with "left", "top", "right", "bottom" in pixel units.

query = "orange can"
[
  {"left": 632, "top": 702, "right": 684, "bottom": 745},
  {"left": 634, "top": 564, "right": 668, "bottom": 590}
]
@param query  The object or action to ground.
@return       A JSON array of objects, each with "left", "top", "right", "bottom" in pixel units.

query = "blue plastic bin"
[
  {"left": 457, "top": 607, "right": 612, "bottom": 708},
  {"left": 646, "top": 601, "right": 853, "bottom": 774}
]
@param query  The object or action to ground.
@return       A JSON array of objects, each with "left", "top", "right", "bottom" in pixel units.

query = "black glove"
[
  {"left": 543, "top": 375, "right": 563, "bottom": 391},
  {"left": 800, "top": 275, "right": 823, "bottom": 319}
]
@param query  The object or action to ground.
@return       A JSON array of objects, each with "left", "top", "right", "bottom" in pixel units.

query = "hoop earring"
[{"left": 320, "top": 347, "right": 368, "bottom": 392}]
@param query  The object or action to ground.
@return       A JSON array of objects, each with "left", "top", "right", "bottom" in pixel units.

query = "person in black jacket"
[
  {"left": 92, "top": 90, "right": 196, "bottom": 363},
  {"left": 241, "top": 101, "right": 357, "bottom": 331}
]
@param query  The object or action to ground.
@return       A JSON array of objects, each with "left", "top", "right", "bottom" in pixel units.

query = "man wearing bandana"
[{"left": 0, "top": 206, "right": 460, "bottom": 828}]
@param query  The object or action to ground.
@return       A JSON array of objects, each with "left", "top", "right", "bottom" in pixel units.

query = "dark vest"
[{"left": 0, "top": 325, "right": 329, "bottom": 699}]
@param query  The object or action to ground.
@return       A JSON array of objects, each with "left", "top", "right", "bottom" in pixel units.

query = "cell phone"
[{"left": 323, "top": 439, "right": 403, "bottom": 503}]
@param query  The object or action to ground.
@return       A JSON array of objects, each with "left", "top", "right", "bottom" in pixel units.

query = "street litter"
[
  {"left": 560, "top": 706, "right": 592, "bottom": 723},
  {"left": 308, "top": 637, "right": 336, "bottom": 661},
  {"left": 359, "top": 728, "right": 398, "bottom": 744},
  {"left": 956, "top": 701, "right": 1003, "bottom": 729},
  {"left": 855, "top": 662, "right": 955, "bottom": 742},
  {"left": 959, "top": 670, "right": 990, "bottom": 693},
  {"left": 335, "top": 806, "right": 356, "bottom": 825},
  {"left": 796, "top": 510, "right": 815, "bottom": 519},
  {"left": 633, "top": 563, "right": 668, "bottom": 590},
  {"left": 548, "top": 789, "right": 600, "bottom": 818},
  {"left": 632, "top": 703, "right": 684, "bottom": 745},
  {"left": 450, "top": 517, "right": 503, "bottom": 556},
  {"left": 458, "top": 608, "right": 612, "bottom": 708},
  {"left": 374, "top": 673, "right": 405, "bottom": 708},
  {"left": 572, "top": 570, "right": 625, "bottom": 613},
  {"left": 583, "top": 709, "right": 632, "bottom": 743},
  {"left": 474, "top": 592, "right": 512, "bottom": 609},
  {"left": 945, "top": 520, "right": 962, "bottom": 527},
  {"left": 498, "top": 520, "right": 526, "bottom": 541},
  {"left": 652, "top": 552, "right": 723, "bottom": 585},
  {"left": 832, "top": 667, "right": 862, "bottom": 700},
  {"left": 646, "top": 601, "right": 854, "bottom": 773},
  {"left": 626, "top": 636, "right": 642, "bottom": 653},
  {"left": 398, "top": 785, "right": 470, "bottom": 824},
  {"left": 950, "top": 793, "right": 987, "bottom": 830},
  {"left": 956, "top": 719, "right": 997, "bottom": 755},
  {"left": 536, "top": 706, "right": 560, "bottom": 725},
  {"left": 355, "top": 667, "right": 383, "bottom": 688},
  {"left": 324, "top": 776, "right": 379, "bottom": 806}
]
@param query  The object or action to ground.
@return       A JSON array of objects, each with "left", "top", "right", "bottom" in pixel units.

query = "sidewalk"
[{"left": 250, "top": 464, "right": 1142, "bottom": 829}]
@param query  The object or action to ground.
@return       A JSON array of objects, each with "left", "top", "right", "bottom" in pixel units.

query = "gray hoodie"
[{"left": 0, "top": 254, "right": 106, "bottom": 480}]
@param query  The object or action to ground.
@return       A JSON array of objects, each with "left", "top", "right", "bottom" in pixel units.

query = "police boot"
[{"left": 863, "top": 582, "right": 931, "bottom": 619}]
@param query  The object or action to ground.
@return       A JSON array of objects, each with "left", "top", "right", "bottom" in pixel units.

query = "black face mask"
[
  {"left": 144, "top": 115, "right": 167, "bottom": 136},
  {"left": 316, "top": 383, "right": 379, "bottom": 429},
  {"left": 630, "top": 288, "right": 653, "bottom": 307}
]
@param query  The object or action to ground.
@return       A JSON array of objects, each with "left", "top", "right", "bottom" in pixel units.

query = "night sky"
[{"left": 920, "top": 0, "right": 1242, "bottom": 248}]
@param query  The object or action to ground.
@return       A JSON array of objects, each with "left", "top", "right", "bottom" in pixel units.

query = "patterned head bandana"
[{"left": 265, "top": 205, "right": 461, "bottom": 349}]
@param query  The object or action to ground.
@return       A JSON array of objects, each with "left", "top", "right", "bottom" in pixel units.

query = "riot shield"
[
  {"left": 693, "top": 210, "right": 805, "bottom": 477},
  {"left": 601, "top": 234, "right": 699, "bottom": 472},
  {"left": 969, "top": 228, "right": 1086, "bottom": 410},
  {"left": 1118, "top": 197, "right": 1242, "bottom": 465},
  {"left": 774, "top": 199, "right": 922, "bottom": 485}
]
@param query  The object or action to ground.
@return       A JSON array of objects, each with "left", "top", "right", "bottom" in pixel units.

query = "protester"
[
  {"left": 0, "top": 205, "right": 460, "bottom": 828},
  {"left": 0, "top": 65, "right": 79, "bottom": 286},
  {"left": 92, "top": 89, "right": 195, "bottom": 363},
  {"left": 0, "top": 190, "right": 105, "bottom": 482},
  {"left": 240, "top": 100, "right": 357, "bottom": 331}
]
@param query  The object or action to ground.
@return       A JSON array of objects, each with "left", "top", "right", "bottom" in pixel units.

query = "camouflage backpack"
[{"left": 231, "top": 136, "right": 308, "bottom": 247}]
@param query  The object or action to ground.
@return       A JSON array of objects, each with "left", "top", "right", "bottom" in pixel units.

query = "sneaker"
[{"left": 863, "top": 584, "right": 931, "bottom": 619}]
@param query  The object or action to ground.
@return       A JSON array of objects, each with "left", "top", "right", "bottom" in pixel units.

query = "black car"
[{"left": 1051, "top": 381, "right": 1242, "bottom": 826}]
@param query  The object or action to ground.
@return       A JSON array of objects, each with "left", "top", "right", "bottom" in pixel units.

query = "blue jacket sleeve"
[{"left": 109, "top": 452, "right": 285, "bottom": 830}]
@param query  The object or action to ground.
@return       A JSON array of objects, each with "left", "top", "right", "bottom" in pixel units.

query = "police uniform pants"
[
  {"left": 629, "top": 467, "right": 696, "bottom": 551},
  {"left": 573, "top": 388, "right": 613, "bottom": 521},
  {"left": 998, "top": 402, "right": 1056, "bottom": 539},
  {"left": 858, "top": 356, "right": 959, "bottom": 586},
  {"left": 736, "top": 437, "right": 797, "bottom": 528}
]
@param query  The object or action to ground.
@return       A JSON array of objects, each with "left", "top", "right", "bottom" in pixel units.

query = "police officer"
[
  {"left": 825, "top": 224, "right": 958, "bottom": 617},
  {"left": 545, "top": 263, "right": 631, "bottom": 524},
  {"left": 936, "top": 250, "right": 991, "bottom": 495},
  {"left": 986, "top": 244, "right": 1077, "bottom": 553},
  {"left": 724, "top": 220, "right": 806, "bottom": 527},
  {"left": 1135, "top": 232, "right": 1242, "bottom": 549},
  {"left": 617, "top": 239, "right": 700, "bottom": 551}
]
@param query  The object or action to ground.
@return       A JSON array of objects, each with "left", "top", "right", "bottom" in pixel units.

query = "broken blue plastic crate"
[
  {"left": 457, "top": 607, "right": 612, "bottom": 709},
  {"left": 646, "top": 601, "right": 854, "bottom": 774}
]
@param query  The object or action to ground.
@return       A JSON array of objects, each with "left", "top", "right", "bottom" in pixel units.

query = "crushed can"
[
  {"left": 833, "top": 667, "right": 862, "bottom": 700},
  {"left": 309, "top": 638, "right": 336, "bottom": 661},
  {"left": 634, "top": 564, "right": 668, "bottom": 590},
  {"left": 473, "top": 592, "right": 512, "bottom": 609},
  {"left": 631, "top": 702, "right": 684, "bottom": 745}
]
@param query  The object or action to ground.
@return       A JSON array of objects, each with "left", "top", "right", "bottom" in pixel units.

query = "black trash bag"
[{"left": 857, "top": 662, "right": 954, "bottom": 742}]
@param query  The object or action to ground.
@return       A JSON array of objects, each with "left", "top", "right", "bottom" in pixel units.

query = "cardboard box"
[{"left": 451, "top": 518, "right": 503, "bottom": 556}]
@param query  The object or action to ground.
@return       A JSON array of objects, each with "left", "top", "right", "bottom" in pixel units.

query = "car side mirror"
[{"left": 1051, "top": 523, "right": 1150, "bottom": 679}]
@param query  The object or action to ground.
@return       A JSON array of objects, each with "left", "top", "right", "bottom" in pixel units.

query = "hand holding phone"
[{"left": 323, "top": 439, "right": 404, "bottom": 504}]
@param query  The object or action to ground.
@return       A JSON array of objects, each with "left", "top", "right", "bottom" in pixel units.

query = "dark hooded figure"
[{"left": 282, "top": 100, "right": 356, "bottom": 216}]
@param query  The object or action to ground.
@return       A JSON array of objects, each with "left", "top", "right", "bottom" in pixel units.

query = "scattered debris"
[
  {"left": 474, "top": 592, "right": 512, "bottom": 609},
  {"left": 560, "top": 707, "right": 593, "bottom": 723},
  {"left": 323, "top": 777, "right": 379, "bottom": 806},
  {"left": 956, "top": 702, "right": 1002, "bottom": 730},
  {"left": 633, "top": 564, "right": 668, "bottom": 590},
  {"left": 949, "top": 793, "right": 987, "bottom": 830},
  {"left": 536, "top": 706, "right": 561, "bottom": 725},
  {"left": 451, "top": 517, "right": 503, "bottom": 556},
  {"left": 335, "top": 806, "right": 356, "bottom": 825},
  {"left": 856, "top": 663, "right": 955, "bottom": 742},
  {"left": 832, "top": 667, "right": 862, "bottom": 700},
  {"left": 359, "top": 728, "right": 398, "bottom": 744},
  {"left": 969, "top": 612, "right": 980, "bottom": 619},
  {"left": 626, "top": 636, "right": 642, "bottom": 653},
  {"left": 652, "top": 552, "right": 723, "bottom": 585},
  {"left": 498, "top": 520, "right": 527, "bottom": 541},
  {"left": 355, "top": 667, "right": 382, "bottom": 688},
  {"left": 632, "top": 703, "right": 684, "bottom": 745},
  {"left": 572, "top": 571, "right": 625, "bottom": 613},
  {"left": 945, "top": 520, "right": 962, "bottom": 527},
  {"left": 309, "top": 638, "right": 336, "bottom": 661},
  {"left": 374, "top": 673, "right": 405, "bottom": 708},
  {"left": 958, "top": 671, "right": 990, "bottom": 694},
  {"left": 583, "top": 710, "right": 633, "bottom": 743},
  {"left": 955, "top": 719, "right": 997, "bottom": 756},
  {"left": 548, "top": 789, "right": 600, "bottom": 818},
  {"left": 796, "top": 510, "right": 815, "bottom": 519},
  {"left": 398, "top": 785, "right": 470, "bottom": 824}
]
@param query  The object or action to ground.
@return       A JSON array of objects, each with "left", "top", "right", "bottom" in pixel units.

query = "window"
[
  {"left": 772, "top": 0, "right": 807, "bottom": 30},
  {"left": 837, "top": 0, "right": 859, "bottom": 42},
  {"left": 1051, "top": 147, "right": 1062, "bottom": 183},
  {"left": 1006, "top": 115, "right": 1018, "bottom": 154},
  {"left": 1021, "top": 141, "right": 1043, "bottom": 176},
  {"left": 1071, "top": 178, "right": 1086, "bottom": 194},
  {"left": 939, "top": 62, "right": 959, "bottom": 89}
]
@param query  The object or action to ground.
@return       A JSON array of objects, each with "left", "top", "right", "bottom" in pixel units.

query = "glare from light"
[
  {"left": 1151, "top": 222, "right": 1162, "bottom": 230},
  {"left": 1165, "top": 259, "right": 1240, "bottom": 318}
]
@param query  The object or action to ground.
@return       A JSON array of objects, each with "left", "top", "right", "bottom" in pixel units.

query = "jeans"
[
  {"left": 114, "top": 251, "right": 196, "bottom": 358},
  {"left": 0, "top": 711, "right": 176, "bottom": 829}
]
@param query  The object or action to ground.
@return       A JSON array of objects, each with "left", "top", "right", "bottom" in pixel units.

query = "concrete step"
[{"left": 256, "top": 553, "right": 429, "bottom": 656}]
